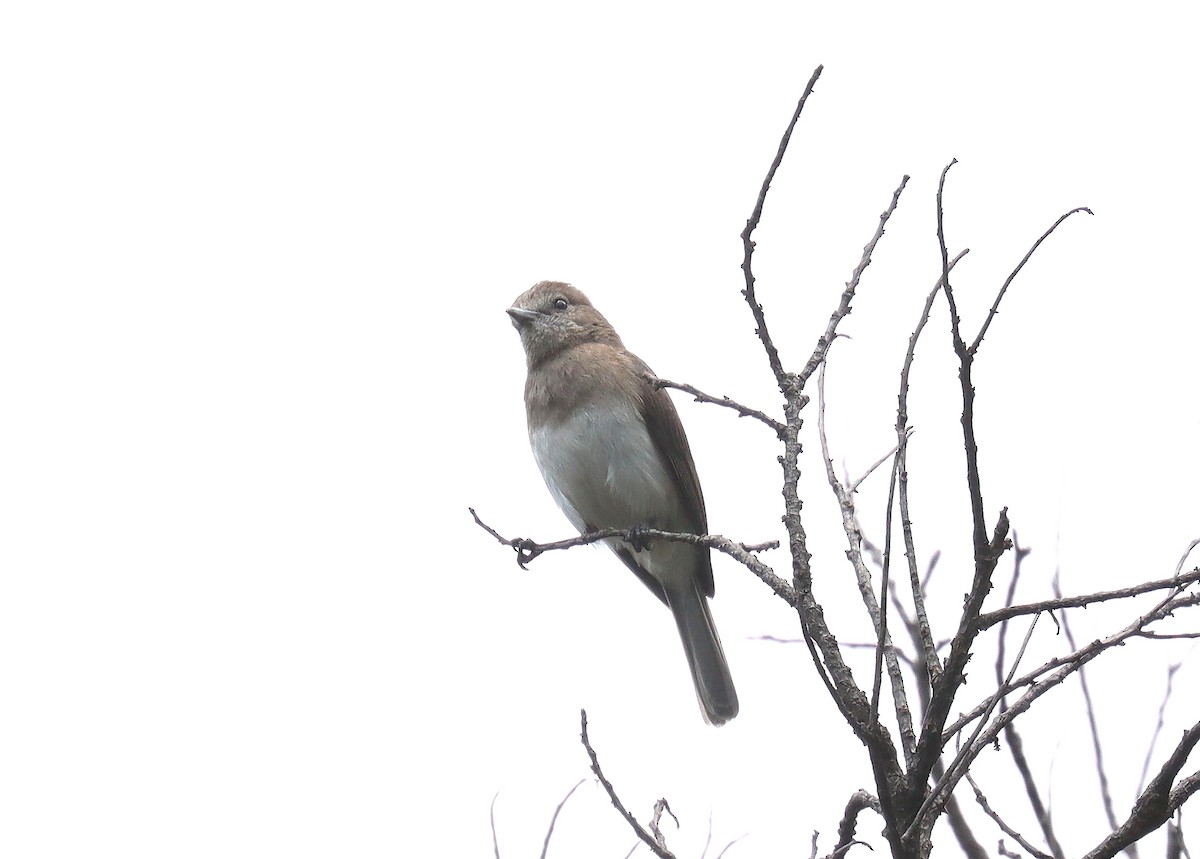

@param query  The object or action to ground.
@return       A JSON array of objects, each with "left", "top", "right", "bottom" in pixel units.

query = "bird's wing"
[{"left": 630, "top": 355, "right": 715, "bottom": 597}]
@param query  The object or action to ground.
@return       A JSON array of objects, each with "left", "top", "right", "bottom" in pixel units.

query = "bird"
[{"left": 506, "top": 280, "right": 738, "bottom": 725}]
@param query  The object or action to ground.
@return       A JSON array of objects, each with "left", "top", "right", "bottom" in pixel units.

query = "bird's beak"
[{"left": 506, "top": 307, "right": 540, "bottom": 329}]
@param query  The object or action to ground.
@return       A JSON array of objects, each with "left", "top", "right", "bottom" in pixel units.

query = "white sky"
[{"left": 2, "top": 2, "right": 1197, "bottom": 857}]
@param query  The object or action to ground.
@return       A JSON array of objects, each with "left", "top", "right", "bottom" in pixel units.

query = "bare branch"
[
  {"left": 892, "top": 252, "right": 968, "bottom": 691},
  {"left": 1171, "top": 771, "right": 1200, "bottom": 812},
  {"left": 921, "top": 551, "right": 941, "bottom": 592},
  {"left": 912, "top": 614, "right": 1041, "bottom": 837},
  {"left": 1053, "top": 575, "right": 1124, "bottom": 847},
  {"left": 580, "top": 709, "right": 676, "bottom": 859},
  {"left": 713, "top": 833, "right": 748, "bottom": 859},
  {"left": 994, "top": 539, "right": 1066, "bottom": 859},
  {"left": 491, "top": 791, "right": 502, "bottom": 859},
  {"left": 869, "top": 438, "right": 903, "bottom": 734},
  {"left": 700, "top": 812, "right": 714, "bottom": 859},
  {"left": 1082, "top": 721, "right": 1200, "bottom": 859},
  {"left": 823, "top": 840, "right": 873, "bottom": 859},
  {"left": 797, "top": 175, "right": 910, "bottom": 388},
  {"left": 947, "top": 591, "right": 1200, "bottom": 770},
  {"left": 818, "top": 360, "right": 916, "bottom": 764},
  {"left": 469, "top": 508, "right": 792, "bottom": 604},
  {"left": 944, "top": 591, "right": 1200, "bottom": 743},
  {"left": 649, "top": 799, "right": 679, "bottom": 850},
  {"left": 735, "top": 74, "right": 910, "bottom": 859},
  {"left": 977, "top": 568, "right": 1200, "bottom": 630},
  {"left": 969, "top": 207, "right": 1093, "bottom": 355},
  {"left": 540, "top": 780, "right": 586, "bottom": 859},
  {"left": 1175, "top": 539, "right": 1200, "bottom": 576},
  {"left": 835, "top": 790, "right": 883, "bottom": 853},
  {"left": 907, "top": 190, "right": 1098, "bottom": 850},
  {"left": 1165, "top": 817, "right": 1185, "bottom": 859},
  {"left": 995, "top": 535, "right": 1030, "bottom": 690},
  {"left": 910, "top": 163, "right": 1021, "bottom": 829},
  {"left": 1138, "top": 664, "right": 1183, "bottom": 796},
  {"left": 965, "top": 772, "right": 1055, "bottom": 859},
  {"left": 848, "top": 431, "right": 913, "bottom": 495},
  {"left": 484, "top": 74, "right": 1195, "bottom": 859},
  {"left": 936, "top": 159, "right": 965, "bottom": 355},
  {"left": 905, "top": 168, "right": 1025, "bottom": 849},
  {"left": 647, "top": 374, "right": 786, "bottom": 437},
  {"left": 936, "top": 767, "right": 991, "bottom": 859},
  {"left": 1002, "top": 713, "right": 1066, "bottom": 859},
  {"left": 741, "top": 65, "right": 823, "bottom": 386},
  {"left": 910, "top": 507, "right": 1011, "bottom": 829}
]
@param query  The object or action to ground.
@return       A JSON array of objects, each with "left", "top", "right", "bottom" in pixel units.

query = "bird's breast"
[{"left": 530, "top": 397, "right": 679, "bottom": 534}]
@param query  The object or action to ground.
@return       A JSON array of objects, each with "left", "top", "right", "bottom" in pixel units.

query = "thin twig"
[
  {"left": 977, "top": 568, "right": 1200, "bottom": 629},
  {"left": 1175, "top": 539, "right": 1200, "bottom": 576},
  {"left": 1053, "top": 574, "right": 1125, "bottom": 850},
  {"left": 713, "top": 834, "right": 747, "bottom": 859},
  {"left": 912, "top": 614, "right": 1041, "bottom": 838},
  {"left": 1137, "top": 633, "right": 1200, "bottom": 640},
  {"left": 647, "top": 375, "right": 786, "bottom": 437},
  {"left": 943, "top": 590, "right": 1200, "bottom": 775},
  {"left": 818, "top": 359, "right": 916, "bottom": 764},
  {"left": 965, "top": 772, "right": 1054, "bottom": 859},
  {"left": 936, "top": 160, "right": 965, "bottom": 354},
  {"left": 540, "top": 780, "right": 587, "bottom": 859},
  {"left": 933, "top": 758, "right": 991, "bottom": 859},
  {"left": 943, "top": 591, "right": 1200, "bottom": 742},
  {"left": 921, "top": 552, "right": 941, "bottom": 592},
  {"left": 580, "top": 709, "right": 676, "bottom": 859},
  {"left": 1165, "top": 818, "right": 1183, "bottom": 859},
  {"left": 848, "top": 431, "right": 913, "bottom": 495},
  {"left": 869, "top": 444, "right": 902, "bottom": 733},
  {"left": 1138, "top": 663, "right": 1183, "bottom": 795},
  {"left": 491, "top": 791, "right": 502, "bottom": 859},
  {"left": 469, "top": 508, "right": 792, "bottom": 604},
  {"left": 995, "top": 540, "right": 1065, "bottom": 859},
  {"left": 740, "top": 65, "right": 823, "bottom": 387},
  {"left": 1004, "top": 714, "right": 1065, "bottom": 859},
  {"left": 995, "top": 534, "right": 1029, "bottom": 690},
  {"left": 822, "top": 840, "right": 872, "bottom": 859},
  {"left": 797, "top": 175, "right": 910, "bottom": 388},
  {"left": 969, "top": 207, "right": 1093, "bottom": 355},
  {"left": 649, "top": 799, "right": 679, "bottom": 850}
]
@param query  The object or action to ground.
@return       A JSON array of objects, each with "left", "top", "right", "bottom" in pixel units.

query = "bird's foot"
[{"left": 624, "top": 524, "right": 653, "bottom": 553}]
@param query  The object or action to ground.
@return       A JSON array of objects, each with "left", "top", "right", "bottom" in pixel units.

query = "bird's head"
[{"left": 507, "top": 281, "right": 623, "bottom": 368}]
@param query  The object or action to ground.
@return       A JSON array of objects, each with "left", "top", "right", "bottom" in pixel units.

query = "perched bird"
[{"left": 507, "top": 281, "right": 738, "bottom": 725}]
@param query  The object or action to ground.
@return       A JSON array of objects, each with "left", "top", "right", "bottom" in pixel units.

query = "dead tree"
[{"left": 475, "top": 66, "right": 1199, "bottom": 859}]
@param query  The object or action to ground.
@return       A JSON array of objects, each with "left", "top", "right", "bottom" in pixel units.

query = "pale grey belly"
[{"left": 530, "top": 403, "right": 679, "bottom": 533}]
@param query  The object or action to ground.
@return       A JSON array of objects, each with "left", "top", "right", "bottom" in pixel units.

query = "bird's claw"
[
  {"left": 624, "top": 525, "right": 653, "bottom": 553},
  {"left": 514, "top": 538, "right": 543, "bottom": 569}
]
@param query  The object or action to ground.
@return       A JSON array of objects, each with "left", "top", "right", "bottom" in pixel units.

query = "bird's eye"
[{"left": 553, "top": 297, "right": 568, "bottom": 311}]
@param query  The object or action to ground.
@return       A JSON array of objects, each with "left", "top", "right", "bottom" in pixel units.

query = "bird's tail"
[{"left": 666, "top": 583, "right": 739, "bottom": 725}]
